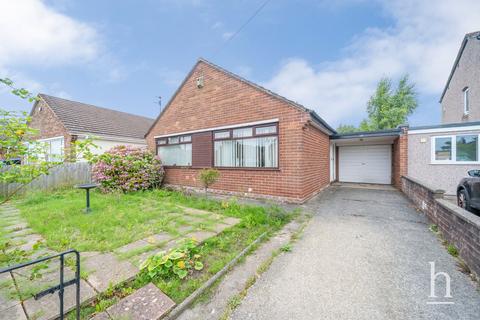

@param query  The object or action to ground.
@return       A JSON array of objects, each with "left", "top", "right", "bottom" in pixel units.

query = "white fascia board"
[
  {"left": 409, "top": 125, "right": 480, "bottom": 135},
  {"left": 72, "top": 132, "right": 146, "bottom": 144}
]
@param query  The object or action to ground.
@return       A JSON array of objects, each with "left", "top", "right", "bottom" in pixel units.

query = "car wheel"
[{"left": 458, "top": 189, "right": 471, "bottom": 211}]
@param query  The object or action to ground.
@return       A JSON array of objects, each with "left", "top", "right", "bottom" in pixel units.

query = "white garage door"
[{"left": 338, "top": 145, "right": 392, "bottom": 184}]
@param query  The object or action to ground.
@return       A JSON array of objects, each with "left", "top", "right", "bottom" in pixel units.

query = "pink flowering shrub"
[{"left": 92, "top": 146, "right": 164, "bottom": 193}]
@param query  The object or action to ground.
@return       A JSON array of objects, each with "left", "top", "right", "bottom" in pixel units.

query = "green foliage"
[
  {"left": 0, "top": 78, "right": 38, "bottom": 103},
  {"left": 0, "top": 79, "right": 96, "bottom": 192},
  {"left": 0, "top": 108, "right": 52, "bottom": 183},
  {"left": 338, "top": 75, "right": 417, "bottom": 132},
  {"left": 362, "top": 75, "right": 417, "bottom": 130},
  {"left": 336, "top": 124, "right": 358, "bottom": 134},
  {"left": 95, "top": 299, "right": 112, "bottom": 313},
  {"left": 91, "top": 145, "right": 164, "bottom": 193},
  {"left": 140, "top": 238, "right": 204, "bottom": 280},
  {"left": 447, "top": 244, "right": 458, "bottom": 257},
  {"left": 429, "top": 224, "right": 439, "bottom": 233},
  {"left": 198, "top": 169, "right": 220, "bottom": 195}
]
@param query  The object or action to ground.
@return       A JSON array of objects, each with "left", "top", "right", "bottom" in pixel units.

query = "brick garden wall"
[
  {"left": 402, "top": 176, "right": 480, "bottom": 278},
  {"left": 146, "top": 60, "right": 331, "bottom": 203}
]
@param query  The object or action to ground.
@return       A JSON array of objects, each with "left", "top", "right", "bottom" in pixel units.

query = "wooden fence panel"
[{"left": 0, "top": 162, "right": 92, "bottom": 198}]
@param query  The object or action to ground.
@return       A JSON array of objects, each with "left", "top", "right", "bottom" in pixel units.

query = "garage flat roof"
[{"left": 331, "top": 128, "right": 401, "bottom": 140}]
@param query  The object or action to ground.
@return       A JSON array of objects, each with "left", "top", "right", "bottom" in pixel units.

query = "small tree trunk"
[{"left": 205, "top": 186, "right": 208, "bottom": 198}]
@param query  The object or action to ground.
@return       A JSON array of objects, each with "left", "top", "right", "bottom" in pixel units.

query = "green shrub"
[
  {"left": 91, "top": 146, "right": 164, "bottom": 193},
  {"left": 447, "top": 244, "right": 458, "bottom": 257},
  {"left": 198, "top": 169, "right": 220, "bottom": 196},
  {"left": 140, "top": 238, "right": 204, "bottom": 280}
]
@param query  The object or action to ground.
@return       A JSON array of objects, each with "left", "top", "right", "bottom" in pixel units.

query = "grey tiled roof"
[{"left": 39, "top": 94, "right": 154, "bottom": 139}]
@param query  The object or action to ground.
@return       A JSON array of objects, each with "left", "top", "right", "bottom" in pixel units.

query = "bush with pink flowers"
[{"left": 91, "top": 146, "right": 164, "bottom": 193}]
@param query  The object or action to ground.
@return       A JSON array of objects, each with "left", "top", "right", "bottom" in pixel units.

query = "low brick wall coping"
[
  {"left": 437, "top": 198, "right": 480, "bottom": 227},
  {"left": 402, "top": 175, "right": 446, "bottom": 196}
]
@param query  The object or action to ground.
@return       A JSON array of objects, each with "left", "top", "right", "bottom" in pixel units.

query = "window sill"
[
  {"left": 430, "top": 161, "right": 479, "bottom": 165},
  {"left": 163, "top": 166, "right": 281, "bottom": 171},
  {"left": 213, "top": 166, "right": 280, "bottom": 171},
  {"left": 164, "top": 165, "right": 193, "bottom": 169}
]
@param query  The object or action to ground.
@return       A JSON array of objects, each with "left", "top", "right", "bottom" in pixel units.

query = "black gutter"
[{"left": 309, "top": 110, "right": 337, "bottom": 135}]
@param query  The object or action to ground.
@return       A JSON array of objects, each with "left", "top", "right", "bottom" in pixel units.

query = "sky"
[{"left": 1, "top": 0, "right": 480, "bottom": 129}]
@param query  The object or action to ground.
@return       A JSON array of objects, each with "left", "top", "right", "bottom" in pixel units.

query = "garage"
[{"left": 338, "top": 145, "right": 392, "bottom": 184}]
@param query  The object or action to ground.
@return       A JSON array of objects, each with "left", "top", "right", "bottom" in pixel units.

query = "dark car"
[
  {"left": 0, "top": 158, "right": 21, "bottom": 165},
  {"left": 457, "top": 169, "right": 480, "bottom": 212}
]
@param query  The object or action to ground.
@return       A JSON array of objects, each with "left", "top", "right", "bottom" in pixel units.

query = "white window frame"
[
  {"left": 431, "top": 134, "right": 480, "bottom": 164},
  {"left": 156, "top": 134, "right": 192, "bottom": 166},
  {"left": 463, "top": 87, "right": 470, "bottom": 115},
  {"left": 37, "top": 136, "right": 65, "bottom": 162}
]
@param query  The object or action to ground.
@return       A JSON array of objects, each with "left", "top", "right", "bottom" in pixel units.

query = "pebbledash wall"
[
  {"left": 402, "top": 176, "right": 480, "bottom": 278},
  {"left": 145, "top": 60, "right": 332, "bottom": 203},
  {"left": 407, "top": 125, "right": 480, "bottom": 195}
]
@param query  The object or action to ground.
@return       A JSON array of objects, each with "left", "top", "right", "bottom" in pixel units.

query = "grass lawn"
[
  {"left": 16, "top": 189, "right": 217, "bottom": 252},
  {"left": 8, "top": 188, "right": 297, "bottom": 319}
]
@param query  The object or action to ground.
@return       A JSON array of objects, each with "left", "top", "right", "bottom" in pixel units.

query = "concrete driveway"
[{"left": 231, "top": 185, "right": 480, "bottom": 320}]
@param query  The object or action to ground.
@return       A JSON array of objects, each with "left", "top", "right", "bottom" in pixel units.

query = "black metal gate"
[{"left": 0, "top": 249, "right": 81, "bottom": 320}]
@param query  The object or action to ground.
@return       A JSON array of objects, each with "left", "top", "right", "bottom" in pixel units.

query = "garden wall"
[
  {"left": 401, "top": 175, "right": 480, "bottom": 278},
  {"left": 0, "top": 162, "right": 92, "bottom": 198}
]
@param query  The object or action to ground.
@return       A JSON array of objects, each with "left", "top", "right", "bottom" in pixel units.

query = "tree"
[
  {"left": 198, "top": 169, "right": 220, "bottom": 197},
  {"left": 0, "top": 78, "right": 52, "bottom": 184},
  {"left": 0, "top": 78, "right": 96, "bottom": 199},
  {"left": 362, "top": 75, "right": 417, "bottom": 131},
  {"left": 336, "top": 124, "right": 358, "bottom": 134},
  {"left": 337, "top": 75, "right": 417, "bottom": 132}
]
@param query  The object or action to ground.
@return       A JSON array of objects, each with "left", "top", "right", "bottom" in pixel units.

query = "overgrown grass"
[
  {"left": 15, "top": 189, "right": 199, "bottom": 251},
  {"left": 15, "top": 189, "right": 292, "bottom": 253},
  {"left": 12, "top": 187, "right": 296, "bottom": 319}
]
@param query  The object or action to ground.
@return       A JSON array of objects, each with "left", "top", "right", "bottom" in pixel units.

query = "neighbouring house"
[
  {"left": 145, "top": 58, "right": 408, "bottom": 203},
  {"left": 29, "top": 94, "right": 154, "bottom": 161},
  {"left": 440, "top": 31, "right": 480, "bottom": 124},
  {"left": 407, "top": 121, "right": 480, "bottom": 195},
  {"left": 405, "top": 31, "right": 480, "bottom": 195}
]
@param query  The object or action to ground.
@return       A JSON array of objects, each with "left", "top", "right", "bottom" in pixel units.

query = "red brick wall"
[
  {"left": 392, "top": 127, "right": 408, "bottom": 188},
  {"left": 402, "top": 176, "right": 480, "bottom": 278},
  {"left": 146, "top": 61, "right": 331, "bottom": 202},
  {"left": 301, "top": 123, "right": 331, "bottom": 199},
  {"left": 29, "top": 99, "right": 73, "bottom": 151}
]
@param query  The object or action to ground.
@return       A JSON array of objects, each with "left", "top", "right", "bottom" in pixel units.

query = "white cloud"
[
  {"left": 222, "top": 32, "right": 234, "bottom": 40},
  {"left": 264, "top": 0, "right": 480, "bottom": 126},
  {"left": 0, "top": 0, "right": 100, "bottom": 67}
]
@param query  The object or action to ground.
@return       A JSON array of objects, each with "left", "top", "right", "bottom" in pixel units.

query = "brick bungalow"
[
  {"left": 30, "top": 94, "right": 154, "bottom": 161},
  {"left": 145, "top": 59, "right": 408, "bottom": 203}
]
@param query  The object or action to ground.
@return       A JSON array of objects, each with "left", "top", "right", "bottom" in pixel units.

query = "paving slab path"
[
  {"left": 231, "top": 186, "right": 480, "bottom": 320},
  {"left": 0, "top": 202, "right": 240, "bottom": 320}
]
